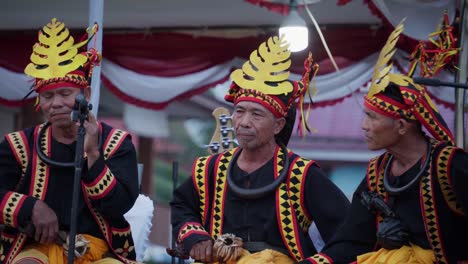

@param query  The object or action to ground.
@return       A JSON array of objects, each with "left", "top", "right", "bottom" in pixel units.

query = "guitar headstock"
[{"left": 206, "top": 107, "right": 236, "bottom": 154}]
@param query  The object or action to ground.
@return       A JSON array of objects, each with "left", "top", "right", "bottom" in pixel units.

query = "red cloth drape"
[{"left": 0, "top": 27, "right": 387, "bottom": 76}]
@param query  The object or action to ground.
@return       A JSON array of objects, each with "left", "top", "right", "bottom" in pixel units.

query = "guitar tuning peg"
[
  {"left": 222, "top": 141, "right": 231, "bottom": 149},
  {"left": 220, "top": 126, "right": 234, "bottom": 137},
  {"left": 221, "top": 138, "right": 237, "bottom": 149},
  {"left": 219, "top": 114, "right": 232, "bottom": 125},
  {"left": 208, "top": 107, "right": 235, "bottom": 154},
  {"left": 205, "top": 142, "right": 220, "bottom": 153}
]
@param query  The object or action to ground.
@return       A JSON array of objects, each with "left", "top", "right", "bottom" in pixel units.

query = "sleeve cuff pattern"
[
  {"left": 83, "top": 166, "right": 117, "bottom": 199},
  {"left": 305, "top": 253, "right": 333, "bottom": 264},
  {"left": 177, "top": 222, "right": 209, "bottom": 243},
  {"left": 0, "top": 192, "right": 27, "bottom": 228}
]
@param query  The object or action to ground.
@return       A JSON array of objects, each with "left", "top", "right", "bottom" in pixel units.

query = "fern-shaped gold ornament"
[
  {"left": 231, "top": 36, "right": 293, "bottom": 95},
  {"left": 24, "top": 18, "right": 89, "bottom": 79},
  {"left": 368, "top": 21, "right": 405, "bottom": 98}
]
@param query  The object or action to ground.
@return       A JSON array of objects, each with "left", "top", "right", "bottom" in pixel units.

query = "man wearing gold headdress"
[
  {"left": 170, "top": 36, "right": 350, "bottom": 263},
  {"left": 0, "top": 19, "right": 139, "bottom": 263},
  {"left": 305, "top": 23, "right": 468, "bottom": 264}
]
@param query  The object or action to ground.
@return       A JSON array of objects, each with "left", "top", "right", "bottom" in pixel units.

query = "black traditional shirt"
[
  {"left": 308, "top": 141, "right": 468, "bottom": 264},
  {"left": 171, "top": 146, "right": 350, "bottom": 262},
  {"left": 0, "top": 122, "right": 139, "bottom": 263}
]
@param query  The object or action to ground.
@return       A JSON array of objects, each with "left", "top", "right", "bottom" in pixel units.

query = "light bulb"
[{"left": 279, "top": 10, "right": 309, "bottom": 52}]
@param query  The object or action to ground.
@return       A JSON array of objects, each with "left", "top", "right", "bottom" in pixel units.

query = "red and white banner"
[{"left": 0, "top": 26, "right": 463, "bottom": 110}]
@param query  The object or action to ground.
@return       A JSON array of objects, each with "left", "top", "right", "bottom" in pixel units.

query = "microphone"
[
  {"left": 413, "top": 77, "right": 468, "bottom": 90},
  {"left": 71, "top": 94, "right": 92, "bottom": 122},
  {"left": 75, "top": 94, "right": 91, "bottom": 113}
]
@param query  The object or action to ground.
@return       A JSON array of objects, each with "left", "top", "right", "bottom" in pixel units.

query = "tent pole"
[
  {"left": 88, "top": 0, "right": 104, "bottom": 118},
  {"left": 455, "top": 0, "right": 467, "bottom": 149}
]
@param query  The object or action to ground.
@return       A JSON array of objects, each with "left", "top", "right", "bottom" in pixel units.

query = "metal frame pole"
[
  {"left": 455, "top": 0, "right": 467, "bottom": 149},
  {"left": 88, "top": 0, "right": 104, "bottom": 118}
]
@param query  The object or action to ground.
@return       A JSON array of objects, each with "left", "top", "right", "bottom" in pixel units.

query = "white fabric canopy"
[
  {"left": 101, "top": 59, "right": 234, "bottom": 103},
  {"left": 0, "top": 67, "right": 34, "bottom": 101},
  {"left": 371, "top": 0, "right": 457, "bottom": 40}
]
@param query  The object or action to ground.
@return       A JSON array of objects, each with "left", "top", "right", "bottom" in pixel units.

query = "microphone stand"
[
  {"left": 171, "top": 161, "right": 178, "bottom": 264},
  {"left": 413, "top": 77, "right": 468, "bottom": 89},
  {"left": 68, "top": 94, "right": 92, "bottom": 264}
]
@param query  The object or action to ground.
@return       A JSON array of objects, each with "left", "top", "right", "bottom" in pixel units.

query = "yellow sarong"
[
  {"left": 237, "top": 249, "right": 294, "bottom": 264},
  {"left": 194, "top": 249, "right": 294, "bottom": 264},
  {"left": 12, "top": 235, "right": 122, "bottom": 264},
  {"left": 357, "top": 243, "right": 435, "bottom": 264}
]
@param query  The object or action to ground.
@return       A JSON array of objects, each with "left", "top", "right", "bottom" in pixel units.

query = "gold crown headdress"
[
  {"left": 230, "top": 36, "right": 293, "bottom": 97},
  {"left": 225, "top": 35, "right": 319, "bottom": 137},
  {"left": 24, "top": 18, "right": 100, "bottom": 96}
]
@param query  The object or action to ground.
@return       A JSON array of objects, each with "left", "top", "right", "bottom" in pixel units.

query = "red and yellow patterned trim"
[
  {"left": 82, "top": 189, "right": 137, "bottom": 264},
  {"left": 111, "top": 226, "right": 132, "bottom": 237},
  {"left": 82, "top": 128, "right": 128, "bottom": 199},
  {"left": 83, "top": 125, "right": 138, "bottom": 264},
  {"left": 420, "top": 144, "right": 447, "bottom": 264},
  {"left": 31, "top": 124, "right": 51, "bottom": 200},
  {"left": 364, "top": 95, "right": 413, "bottom": 120},
  {"left": 5, "top": 131, "right": 30, "bottom": 181},
  {"left": 83, "top": 166, "right": 117, "bottom": 199},
  {"left": 288, "top": 157, "right": 315, "bottom": 232},
  {"left": 2, "top": 124, "right": 49, "bottom": 263},
  {"left": 209, "top": 149, "right": 236, "bottom": 238},
  {"left": 233, "top": 88, "right": 287, "bottom": 118},
  {"left": 0, "top": 192, "right": 27, "bottom": 228},
  {"left": 1, "top": 230, "right": 19, "bottom": 263},
  {"left": 4, "top": 233, "right": 27, "bottom": 264},
  {"left": 81, "top": 186, "right": 112, "bottom": 242},
  {"left": 436, "top": 146, "right": 464, "bottom": 215},
  {"left": 305, "top": 253, "right": 333, "bottom": 264},
  {"left": 178, "top": 222, "right": 209, "bottom": 243},
  {"left": 367, "top": 153, "right": 390, "bottom": 225},
  {"left": 0, "top": 131, "right": 30, "bottom": 263},
  {"left": 405, "top": 88, "right": 455, "bottom": 145},
  {"left": 103, "top": 129, "right": 129, "bottom": 160},
  {"left": 84, "top": 125, "right": 128, "bottom": 241},
  {"left": 35, "top": 74, "right": 89, "bottom": 93},
  {"left": 1, "top": 232, "right": 15, "bottom": 244},
  {"left": 192, "top": 155, "right": 213, "bottom": 226},
  {"left": 276, "top": 147, "right": 305, "bottom": 262},
  {"left": 366, "top": 157, "right": 378, "bottom": 188}
]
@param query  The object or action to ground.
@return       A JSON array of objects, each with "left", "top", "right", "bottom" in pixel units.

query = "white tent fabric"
[
  {"left": 0, "top": 67, "right": 33, "bottom": 102},
  {"left": 371, "top": 0, "right": 457, "bottom": 41},
  {"left": 101, "top": 58, "right": 234, "bottom": 103}
]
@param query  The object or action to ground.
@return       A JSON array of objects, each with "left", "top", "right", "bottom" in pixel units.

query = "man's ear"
[
  {"left": 397, "top": 118, "right": 410, "bottom": 135},
  {"left": 274, "top": 117, "right": 286, "bottom": 135}
]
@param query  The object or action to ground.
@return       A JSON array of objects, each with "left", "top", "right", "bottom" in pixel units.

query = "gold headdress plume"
[
  {"left": 230, "top": 36, "right": 293, "bottom": 95},
  {"left": 367, "top": 20, "right": 410, "bottom": 97},
  {"left": 368, "top": 20, "right": 438, "bottom": 112},
  {"left": 24, "top": 18, "right": 95, "bottom": 80}
]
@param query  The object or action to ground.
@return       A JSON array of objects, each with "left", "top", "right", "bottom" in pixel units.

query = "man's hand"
[
  {"left": 31, "top": 200, "right": 59, "bottom": 244},
  {"left": 82, "top": 111, "right": 100, "bottom": 168},
  {"left": 190, "top": 239, "right": 216, "bottom": 263}
]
